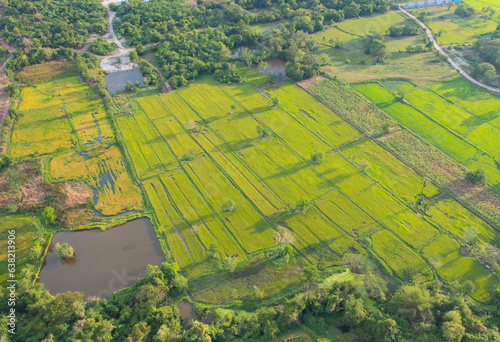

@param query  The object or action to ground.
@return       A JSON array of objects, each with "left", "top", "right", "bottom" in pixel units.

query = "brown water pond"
[
  {"left": 178, "top": 300, "right": 214, "bottom": 328},
  {"left": 263, "top": 58, "right": 286, "bottom": 79},
  {"left": 38, "top": 218, "right": 164, "bottom": 299}
]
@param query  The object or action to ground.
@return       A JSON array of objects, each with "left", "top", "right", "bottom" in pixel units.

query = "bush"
[
  {"left": 55, "top": 242, "right": 75, "bottom": 259},
  {"left": 222, "top": 200, "right": 236, "bottom": 213},
  {"left": 89, "top": 37, "right": 117, "bottom": 56},
  {"left": 466, "top": 168, "right": 487, "bottom": 186}
]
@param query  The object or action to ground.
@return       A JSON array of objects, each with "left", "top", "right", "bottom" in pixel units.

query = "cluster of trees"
[
  {"left": 455, "top": 3, "right": 475, "bottom": 18},
  {"left": 364, "top": 32, "right": 390, "bottom": 62},
  {"left": 89, "top": 37, "right": 117, "bottom": 56},
  {"left": 6, "top": 47, "right": 74, "bottom": 71},
  {"left": 388, "top": 24, "right": 419, "bottom": 38},
  {"left": 155, "top": 29, "right": 242, "bottom": 86},
  {"left": 0, "top": 0, "right": 107, "bottom": 48},
  {"left": 474, "top": 38, "right": 500, "bottom": 83}
]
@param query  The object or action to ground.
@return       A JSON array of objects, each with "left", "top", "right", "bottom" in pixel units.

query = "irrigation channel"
[{"left": 37, "top": 218, "right": 164, "bottom": 299}]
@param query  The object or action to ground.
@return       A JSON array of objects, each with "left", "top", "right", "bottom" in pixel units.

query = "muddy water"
[
  {"left": 38, "top": 218, "right": 164, "bottom": 298},
  {"left": 178, "top": 300, "right": 215, "bottom": 327},
  {"left": 104, "top": 69, "right": 145, "bottom": 94},
  {"left": 263, "top": 58, "right": 286, "bottom": 79},
  {"left": 232, "top": 44, "right": 260, "bottom": 59}
]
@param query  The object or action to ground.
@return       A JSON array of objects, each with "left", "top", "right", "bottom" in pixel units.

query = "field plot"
[
  {"left": 271, "top": 84, "right": 360, "bottom": 147},
  {"left": 176, "top": 78, "right": 241, "bottom": 122},
  {"left": 421, "top": 234, "right": 495, "bottom": 302},
  {"left": 49, "top": 145, "right": 144, "bottom": 216},
  {"left": 312, "top": 26, "right": 359, "bottom": 44},
  {"left": 352, "top": 185, "right": 406, "bottom": 221},
  {"left": 154, "top": 116, "right": 200, "bottom": 158},
  {"left": 18, "top": 76, "right": 92, "bottom": 112},
  {"left": 0, "top": 216, "right": 40, "bottom": 285},
  {"left": 372, "top": 229, "right": 433, "bottom": 283},
  {"left": 137, "top": 96, "right": 170, "bottom": 120},
  {"left": 68, "top": 98, "right": 114, "bottom": 145},
  {"left": 426, "top": 198, "right": 500, "bottom": 246},
  {"left": 116, "top": 114, "right": 176, "bottom": 179},
  {"left": 340, "top": 139, "right": 440, "bottom": 203},
  {"left": 195, "top": 131, "right": 286, "bottom": 215},
  {"left": 184, "top": 151, "right": 275, "bottom": 253},
  {"left": 352, "top": 82, "right": 478, "bottom": 163},
  {"left": 144, "top": 179, "right": 195, "bottom": 268},
  {"left": 313, "top": 151, "right": 375, "bottom": 197},
  {"left": 235, "top": 64, "right": 269, "bottom": 86},
  {"left": 315, "top": 190, "right": 375, "bottom": 237},
  {"left": 159, "top": 92, "right": 200, "bottom": 125},
  {"left": 158, "top": 171, "right": 246, "bottom": 259},
  {"left": 254, "top": 108, "right": 332, "bottom": 158},
  {"left": 220, "top": 81, "right": 269, "bottom": 113},
  {"left": 10, "top": 106, "right": 78, "bottom": 157},
  {"left": 335, "top": 11, "right": 407, "bottom": 36}
]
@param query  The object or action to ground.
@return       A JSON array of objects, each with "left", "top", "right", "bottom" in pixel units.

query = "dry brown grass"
[
  {"left": 20, "top": 176, "right": 49, "bottom": 207},
  {"left": 16, "top": 61, "right": 75, "bottom": 84},
  {"left": 62, "top": 181, "right": 92, "bottom": 208}
]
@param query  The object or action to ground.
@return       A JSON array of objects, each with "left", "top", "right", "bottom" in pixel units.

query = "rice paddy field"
[
  {"left": 352, "top": 80, "right": 500, "bottom": 189},
  {"left": 109, "top": 75, "right": 500, "bottom": 301}
]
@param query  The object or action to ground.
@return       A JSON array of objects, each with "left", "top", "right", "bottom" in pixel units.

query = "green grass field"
[{"left": 421, "top": 234, "right": 496, "bottom": 302}]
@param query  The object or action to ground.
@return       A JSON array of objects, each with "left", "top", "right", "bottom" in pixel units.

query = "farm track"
[{"left": 399, "top": 7, "right": 500, "bottom": 93}]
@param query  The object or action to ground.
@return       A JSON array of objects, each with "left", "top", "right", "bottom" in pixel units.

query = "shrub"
[
  {"left": 222, "top": 200, "right": 236, "bottom": 213},
  {"left": 55, "top": 242, "right": 75, "bottom": 259},
  {"left": 466, "top": 168, "right": 487, "bottom": 186}
]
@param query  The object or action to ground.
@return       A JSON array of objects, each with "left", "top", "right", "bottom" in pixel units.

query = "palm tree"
[{"left": 418, "top": 177, "right": 430, "bottom": 205}]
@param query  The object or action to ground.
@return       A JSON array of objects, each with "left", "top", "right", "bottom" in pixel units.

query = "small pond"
[
  {"left": 263, "top": 58, "right": 286, "bottom": 79},
  {"left": 38, "top": 218, "right": 164, "bottom": 298},
  {"left": 104, "top": 69, "right": 145, "bottom": 95},
  {"left": 232, "top": 44, "right": 260, "bottom": 59},
  {"left": 178, "top": 301, "right": 215, "bottom": 328}
]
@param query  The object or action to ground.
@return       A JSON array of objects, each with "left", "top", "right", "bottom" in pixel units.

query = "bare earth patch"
[
  {"left": 62, "top": 182, "right": 92, "bottom": 208},
  {"left": 20, "top": 176, "right": 49, "bottom": 208}
]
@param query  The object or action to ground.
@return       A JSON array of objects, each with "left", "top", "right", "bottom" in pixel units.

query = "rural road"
[{"left": 399, "top": 6, "right": 500, "bottom": 93}]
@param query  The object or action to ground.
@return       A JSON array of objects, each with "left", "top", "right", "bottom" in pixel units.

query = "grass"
[
  {"left": 154, "top": 116, "right": 200, "bottom": 158},
  {"left": 426, "top": 198, "right": 500, "bottom": 246},
  {"left": 340, "top": 138, "right": 440, "bottom": 204},
  {"left": 352, "top": 185, "right": 407, "bottom": 221},
  {"left": 137, "top": 96, "right": 171, "bottom": 120},
  {"left": 49, "top": 145, "right": 144, "bottom": 216},
  {"left": 306, "top": 79, "right": 392, "bottom": 133},
  {"left": 191, "top": 253, "right": 307, "bottom": 304},
  {"left": 159, "top": 92, "right": 201, "bottom": 125},
  {"left": 270, "top": 83, "right": 361, "bottom": 147},
  {"left": 421, "top": 234, "right": 496, "bottom": 303},
  {"left": 236, "top": 64, "right": 270, "bottom": 86},
  {"left": 335, "top": 11, "right": 408, "bottom": 36},
  {"left": 312, "top": 27, "right": 359, "bottom": 45},
  {"left": 16, "top": 61, "right": 76, "bottom": 84},
  {"left": 159, "top": 170, "right": 247, "bottom": 260},
  {"left": 10, "top": 106, "right": 78, "bottom": 157},
  {"left": 371, "top": 229, "right": 433, "bottom": 283},
  {"left": 184, "top": 149, "right": 275, "bottom": 253},
  {"left": 18, "top": 76, "right": 92, "bottom": 112},
  {"left": 176, "top": 78, "right": 242, "bottom": 122},
  {"left": 67, "top": 98, "right": 114, "bottom": 145},
  {"left": 352, "top": 82, "right": 478, "bottom": 164},
  {"left": 315, "top": 190, "right": 375, "bottom": 237},
  {"left": 0, "top": 216, "right": 41, "bottom": 285}
]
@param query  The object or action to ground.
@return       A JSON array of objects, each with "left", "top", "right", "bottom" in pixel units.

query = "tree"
[
  {"left": 303, "top": 265, "right": 320, "bottom": 282},
  {"left": 184, "top": 321, "right": 211, "bottom": 342},
  {"left": 270, "top": 96, "right": 279, "bottom": 108},
  {"left": 296, "top": 198, "right": 310, "bottom": 213},
  {"left": 460, "top": 280, "right": 474, "bottom": 296},
  {"left": 389, "top": 285, "right": 432, "bottom": 324},
  {"left": 343, "top": 295, "right": 367, "bottom": 326},
  {"left": 258, "top": 61, "right": 268, "bottom": 73},
  {"left": 230, "top": 104, "right": 238, "bottom": 114},
  {"left": 466, "top": 168, "right": 487, "bottom": 185},
  {"left": 252, "top": 285, "right": 262, "bottom": 300},
  {"left": 129, "top": 50, "right": 139, "bottom": 63},
  {"left": 319, "top": 53, "right": 329, "bottom": 65},
  {"left": 222, "top": 200, "right": 236, "bottom": 213},
  {"left": 455, "top": 3, "right": 475, "bottom": 18},
  {"left": 55, "top": 242, "right": 75, "bottom": 259},
  {"left": 125, "top": 81, "right": 134, "bottom": 92},
  {"left": 224, "top": 255, "right": 238, "bottom": 273},
  {"left": 42, "top": 206, "right": 56, "bottom": 225},
  {"left": 441, "top": 311, "right": 465, "bottom": 342},
  {"left": 417, "top": 177, "right": 430, "bottom": 205},
  {"left": 311, "top": 151, "right": 324, "bottom": 165},
  {"left": 256, "top": 125, "right": 272, "bottom": 139}
]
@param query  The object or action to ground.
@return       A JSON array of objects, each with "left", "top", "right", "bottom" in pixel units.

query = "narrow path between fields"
[{"left": 399, "top": 6, "right": 500, "bottom": 93}]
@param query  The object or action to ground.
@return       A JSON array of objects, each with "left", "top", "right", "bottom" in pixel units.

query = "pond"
[
  {"left": 178, "top": 300, "right": 215, "bottom": 328},
  {"left": 104, "top": 69, "right": 145, "bottom": 95},
  {"left": 262, "top": 58, "right": 286, "bottom": 79},
  {"left": 37, "top": 218, "right": 164, "bottom": 299},
  {"left": 231, "top": 44, "right": 260, "bottom": 59}
]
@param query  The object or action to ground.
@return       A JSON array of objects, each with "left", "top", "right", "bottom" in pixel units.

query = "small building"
[{"left": 401, "top": 0, "right": 462, "bottom": 9}]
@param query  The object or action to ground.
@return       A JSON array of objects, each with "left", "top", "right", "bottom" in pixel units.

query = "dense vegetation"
[
  {"left": 0, "top": 0, "right": 106, "bottom": 48},
  {"left": 89, "top": 37, "right": 117, "bottom": 56}
]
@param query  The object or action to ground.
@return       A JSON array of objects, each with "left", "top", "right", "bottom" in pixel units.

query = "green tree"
[
  {"left": 224, "top": 255, "right": 238, "bottom": 273},
  {"left": 256, "top": 125, "right": 272, "bottom": 139},
  {"left": 258, "top": 61, "right": 268, "bottom": 73},
  {"left": 389, "top": 285, "right": 432, "bottom": 324},
  {"left": 460, "top": 280, "right": 475, "bottom": 296},
  {"left": 441, "top": 311, "right": 465, "bottom": 342},
  {"left": 125, "top": 81, "right": 134, "bottom": 92},
  {"left": 311, "top": 151, "right": 324, "bottom": 165},
  {"left": 296, "top": 198, "right": 310, "bottom": 213},
  {"left": 252, "top": 285, "right": 262, "bottom": 300},
  {"left": 184, "top": 321, "right": 211, "bottom": 342},
  {"left": 343, "top": 294, "right": 367, "bottom": 326},
  {"left": 222, "top": 200, "right": 236, "bottom": 213},
  {"left": 303, "top": 265, "right": 320, "bottom": 282},
  {"left": 230, "top": 104, "right": 238, "bottom": 114},
  {"left": 129, "top": 50, "right": 139, "bottom": 63},
  {"left": 466, "top": 168, "right": 487, "bottom": 186},
  {"left": 55, "top": 242, "right": 75, "bottom": 259},
  {"left": 270, "top": 96, "right": 280, "bottom": 108},
  {"left": 42, "top": 206, "right": 56, "bottom": 225}
]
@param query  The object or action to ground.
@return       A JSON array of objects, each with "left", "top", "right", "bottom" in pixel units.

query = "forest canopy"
[{"left": 0, "top": 0, "right": 107, "bottom": 48}]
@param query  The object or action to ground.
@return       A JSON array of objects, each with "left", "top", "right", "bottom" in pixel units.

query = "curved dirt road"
[{"left": 399, "top": 6, "right": 500, "bottom": 93}]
